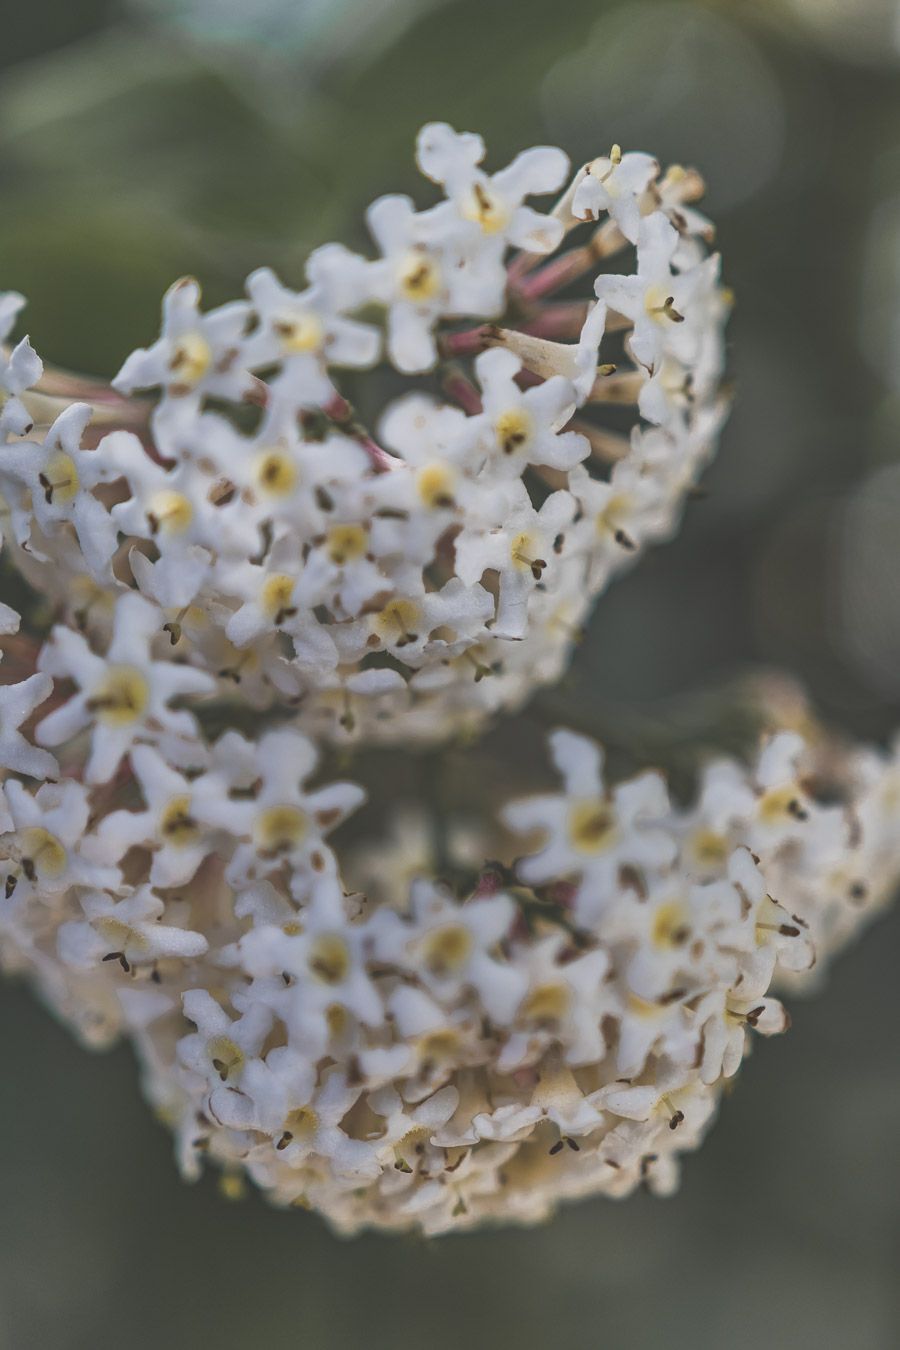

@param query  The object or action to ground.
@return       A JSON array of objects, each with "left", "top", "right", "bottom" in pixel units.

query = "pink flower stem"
[
  {"left": 321, "top": 392, "right": 399, "bottom": 473},
  {"left": 442, "top": 368, "right": 483, "bottom": 415},
  {"left": 514, "top": 247, "right": 594, "bottom": 302},
  {"left": 519, "top": 301, "right": 590, "bottom": 341},
  {"left": 439, "top": 324, "right": 499, "bottom": 360}
]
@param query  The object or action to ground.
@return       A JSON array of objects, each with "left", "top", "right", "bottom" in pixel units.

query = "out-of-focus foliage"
[{"left": 0, "top": 2, "right": 899, "bottom": 1347}]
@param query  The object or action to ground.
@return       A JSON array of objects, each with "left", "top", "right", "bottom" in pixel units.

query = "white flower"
[
  {"left": 113, "top": 277, "right": 262, "bottom": 404},
  {"left": 499, "top": 934, "right": 615, "bottom": 1070},
  {"left": 58, "top": 886, "right": 208, "bottom": 972},
  {"left": 571, "top": 147, "right": 659, "bottom": 243},
  {"left": 454, "top": 485, "right": 576, "bottom": 639},
  {"left": 102, "top": 427, "right": 259, "bottom": 560},
  {"left": 416, "top": 122, "right": 568, "bottom": 261},
  {"left": 467, "top": 348, "right": 587, "bottom": 476},
  {"left": 491, "top": 296, "right": 609, "bottom": 405},
  {"left": 193, "top": 727, "right": 364, "bottom": 891},
  {"left": 1, "top": 777, "right": 115, "bottom": 893},
  {"left": 595, "top": 213, "right": 710, "bottom": 375},
  {"left": 502, "top": 729, "right": 675, "bottom": 906},
  {"left": 0, "top": 404, "right": 118, "bottom": 576},
  {"left": 246, "top": 264, "right": 380, "bottom": 407},
  {"left": 35, "top": 591, "right": 215, "bottom": 782},
  {"left": 373, "top": 879, "right": 525, "bottom": 1024},
  {"left": 363, "top": 193, "right": 466, "bottom": 372},
  {"left": 178, "top": 988, "right": 273, "bottom": 1093},
  {"left": 212, "top": 1058, "right": 379, "bottom": 1180},
  {"left": 697, "top": 989, "right": 790, "bottom": 1085},
  {"left": 91, "top": 743, "right": 215, "bottom": 888}
]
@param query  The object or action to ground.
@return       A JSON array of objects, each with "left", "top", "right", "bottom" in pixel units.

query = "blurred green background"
[{"left": 1, "top": 1, "right": 900, "bottom": 1346}]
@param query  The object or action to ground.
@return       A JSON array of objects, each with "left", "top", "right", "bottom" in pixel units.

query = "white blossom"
[{"left": 572, "top": 146, "right": 659, "bottom": 243}]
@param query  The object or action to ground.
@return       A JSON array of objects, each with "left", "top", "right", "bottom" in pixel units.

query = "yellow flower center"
[
  {"left": 325, "top": 524, "right": 368, "bottom": 565},
  {"left": 88, "top": 666, "right": 149, "bottom": 727},
  {"left": 510, "top": 530, "right": 546, "bottom": 578},
  {"left": 418, "top": 1029, "right": 460, "bottom": 1063},
  {"left": 254, "top": 804, "right": 309, "bottom": 854},
  {"left": 416, "top": 462, "right": 456, "bottom": 509},
  {"left": 208, "top": 1035, "right": 244, "bottom": 1082},
  {"left": 19, "top": 827, "right": 67, "bottom": 879},
  {"left": 260, "top": 573, "right": 297, "bottom": 622},
  {"left": 567, "top": 799, "right": 617, "bottom": 854},
  {"left": 147, "top": 490, "right": 193, "bottom": 536},
  {"left": 374, "top": 598, "right": 421, "bottom": 645},
  {"left": 397, "top": 250, "right": 441, "bottom": 302},
  {"left": 758, "top": 785, "right": 805, "bottom": 826},
  {"left": 689, "top": 828, "right": 729, "bottom": 868},
  {"left": 169, "top": 331, "right": 212, "bottom": 388},
  {"left": 651, "top": 900, "right": 690, "bottom": 949},
  {"left": 308, "top": 933, "right": 350, "bottom": 985},
  {"left": 281, "top": 1105, "right": 319, "bottom": 1144},
  {"left": 521, "top": 982, "right": 570, "bottom": 1024},
  {"left": 644, "top": 284, "right": 683, "bottom": 325},
  {"left": 494, "top": 408, "right": 532, "bottom": 456},
  {"left": 421, "top": 923, "right": 473, "bottom": 976},
  {"left": 276, "top": 311, "right": 325, "bottom": 354},
  {"left": 96, "top": 915, "right": 149, "bottom": 955},
  {"left": 595, "top": 493, "right": 632, "bottom": 538},
  {"left": 461, "top": 182, "right": 510, "bottom": 235},
  {"left": 159, "top": 795, "right": 199, "bottom": 848},
  {"left": 40, "top": 451, "right": 79, "bottom": 505},
  {"left": 254, "top": 449, "right": 298, "bottom": 498}
]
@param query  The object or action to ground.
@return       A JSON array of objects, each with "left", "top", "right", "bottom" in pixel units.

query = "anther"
[
  {"left": 650, "top": 296, "right": 685, "bottom": 323},
  {"left": 38, "top": 473, "right": 73, "bottom": 503},
  {"left": 463, "top": 651, "right": 493, "bottom": 682},
  {"left": 513, "top": 550, "right": 547, "bottom": 580}
]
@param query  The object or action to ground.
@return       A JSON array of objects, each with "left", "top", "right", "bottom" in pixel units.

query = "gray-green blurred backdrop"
[{"left": 1, "top": 1, "right": 898, "bottom": 1347}]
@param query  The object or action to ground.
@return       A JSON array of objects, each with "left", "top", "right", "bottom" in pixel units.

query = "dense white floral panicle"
[
  {"left": 0, "top": 127, "right": 730, "bottom": 751},
  {"left": 2, "top": 678, "right": 897, "bottom": 1234},
  {"left": 3, "top": 125, "right": 877, "bottom": 1238}
]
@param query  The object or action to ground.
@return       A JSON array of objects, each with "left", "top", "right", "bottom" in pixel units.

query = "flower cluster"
[
  {"left": 0, "top": 127, "right": 728, "bottom": 747},
  {"left": 0, "top": 657, "right": 897, "bottom": 1233},
  {"left": 0, "top": 125, "right": 892, "bottom": 1237}
]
